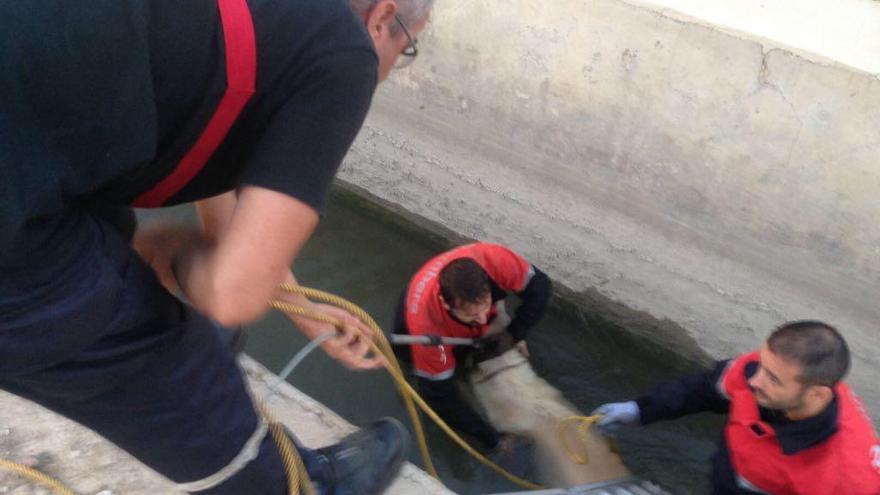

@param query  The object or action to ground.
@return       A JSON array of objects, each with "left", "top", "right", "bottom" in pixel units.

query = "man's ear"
[
  {"left": 363, "top": 0, "right": 398, "bottom": 43},
  {"left": 807, "top": 384, "right": 834, "bottom": 403}
]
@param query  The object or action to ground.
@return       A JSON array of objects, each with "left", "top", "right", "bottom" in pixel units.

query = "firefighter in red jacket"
[
  {"left": 393, "top": 242, "right": 552, "bottom": 450},
  {"left": 594, "top": 320, "right": 880, "bottom": 495}
]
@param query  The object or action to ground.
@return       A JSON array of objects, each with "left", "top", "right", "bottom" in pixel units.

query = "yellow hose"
[
  {"left": 557, "top": 415, "right": 602, "bottom": 465},
  {"left": 0, "top": 459, "right": 76, "bottom": 495},
  {"left": 258, "top": 402, "right": 315, "bottom": 495},
  {"left": 1, "top": 284, "right": 605, "bottom": 494}
]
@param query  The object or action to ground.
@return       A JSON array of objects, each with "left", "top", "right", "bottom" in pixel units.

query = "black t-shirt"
[{"left": 0, "top": 0, "right": 377, "bottom": 266}]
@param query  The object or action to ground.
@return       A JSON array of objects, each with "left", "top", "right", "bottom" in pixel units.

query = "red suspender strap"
[{"left": 132, "top": 0, "right": 257, "bottom": 208}]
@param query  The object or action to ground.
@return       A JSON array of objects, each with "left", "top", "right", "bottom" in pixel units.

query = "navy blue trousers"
[{"left": 0, "top": 211, "right": 292, "bottom": 493}]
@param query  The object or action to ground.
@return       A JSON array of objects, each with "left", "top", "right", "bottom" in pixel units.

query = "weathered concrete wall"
[
  {"left": 340, "top": 0, "right": 880, "bottom": 417},
  {"left": 638, "top": 0, "right": 880, "bottom": 75}
]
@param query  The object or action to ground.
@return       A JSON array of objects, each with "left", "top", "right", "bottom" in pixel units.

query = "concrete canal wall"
[{"left": 340, "top": 0, "right": 880, "bottom": 417}]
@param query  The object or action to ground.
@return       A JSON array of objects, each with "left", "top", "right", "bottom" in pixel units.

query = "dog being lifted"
[{"left": 469, "top": 347, "right": 630, "bottom": 488}]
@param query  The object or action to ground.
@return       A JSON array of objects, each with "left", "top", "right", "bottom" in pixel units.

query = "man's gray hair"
[{"left": 349, "top": 0, "right": 435, "bottom": 26}]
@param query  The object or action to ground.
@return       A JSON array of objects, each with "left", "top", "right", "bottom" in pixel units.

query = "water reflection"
[{"left": 145, "top": 189, "right": 723, "bottom": 494}]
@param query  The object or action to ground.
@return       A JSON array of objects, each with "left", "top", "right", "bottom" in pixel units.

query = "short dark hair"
[
  {"left": 439, "top": 258, "right": 490, "bottom": 308},
  {"left": 767, "top": 320, "right": 850, "bottom": 387}
]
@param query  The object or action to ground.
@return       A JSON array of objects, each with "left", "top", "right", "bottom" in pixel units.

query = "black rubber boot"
[{"left": 308, "top": 418, "right": 409, "bottom": 495}]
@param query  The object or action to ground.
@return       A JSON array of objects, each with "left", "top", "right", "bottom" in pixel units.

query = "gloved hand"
[{"left": 591, "top": 401, "right": 640, "bottom": 437}]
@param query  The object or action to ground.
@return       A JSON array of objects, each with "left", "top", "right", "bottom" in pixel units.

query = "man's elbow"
[{"left": 196, "top": 284, "right": 269, "bottom": 327}]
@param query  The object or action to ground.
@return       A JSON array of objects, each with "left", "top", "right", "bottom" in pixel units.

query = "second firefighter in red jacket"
[
  {"left": 393, "top": 242, "right": 552, "bottom": 449},
  {"left": 592, "top": 321, "right": 880, "bottom": 495}
]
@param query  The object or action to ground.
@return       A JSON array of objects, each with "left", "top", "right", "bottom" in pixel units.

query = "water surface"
[{"left": 242, "top": 189, "right": 725, "bottom": 494}]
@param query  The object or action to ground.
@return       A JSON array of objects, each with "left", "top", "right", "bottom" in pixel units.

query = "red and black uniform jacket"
[
  {"left": 395, "top": 243, "right": 552, "bottom": 448},
  {"left": 636, "top": 352, "right": 880, "bottom": 494},
  {"left": 1, "top": 0, "right": 377, "bottom": 269}
]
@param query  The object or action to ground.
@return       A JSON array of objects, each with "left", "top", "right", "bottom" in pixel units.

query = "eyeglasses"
[{"left": 394, "top": 14, "right": 418, "bottom": 69}]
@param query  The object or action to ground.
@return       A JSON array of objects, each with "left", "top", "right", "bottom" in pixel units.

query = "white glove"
[{"left": 592, "top": 401, "right": 640, "bottom": 437}]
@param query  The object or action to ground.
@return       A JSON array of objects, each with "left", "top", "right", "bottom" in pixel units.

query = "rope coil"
[{"left": 557, "top": 415, "right": 602, "bottom": 465}]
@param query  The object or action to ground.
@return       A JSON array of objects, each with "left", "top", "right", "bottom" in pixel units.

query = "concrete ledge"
[{"left": 0, "top": 355, "right": 451, "bottom": 494}]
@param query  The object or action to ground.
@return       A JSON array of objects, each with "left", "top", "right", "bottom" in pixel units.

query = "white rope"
[
  {"left": 174, "top": 416, "right": 269, "bottom": 493},
  {"left": 278, "top": 332, "right": 337, "bottom": 382}
]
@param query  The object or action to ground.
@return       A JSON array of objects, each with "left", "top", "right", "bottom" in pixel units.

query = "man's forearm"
[
  {"left": 195, "top": 193, "right": 312, "bottom": 325},
  {"left": 174, "top": 187, "right": 318, "bottom": 326},
  {"left": 636, "top": 360, "right": 731, "bottom": 424}
]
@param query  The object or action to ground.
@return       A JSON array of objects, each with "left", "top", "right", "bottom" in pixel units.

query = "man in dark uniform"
[
  {"left": 0, "top": 0, "right": 433, "bottom": 493},
  {"left": 394, "top": 242, "right": 552, "bottom": 451},
  {"left": 593, "top": 321, "right": 880, "bottom": 495}
]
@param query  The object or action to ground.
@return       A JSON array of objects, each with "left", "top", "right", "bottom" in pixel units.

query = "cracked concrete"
[
  {"left": 631, "top": 0, "right": 880, "bottom": 75},
  {"left": 339, "top": 0, "right": 880, "bottom": 421},
  {"left": 755, "top": 48, "right": 805, "bottom": 170}
]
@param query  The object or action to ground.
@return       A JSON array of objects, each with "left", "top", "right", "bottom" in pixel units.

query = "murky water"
[
  {"left": 140, "top": 189, "right": 722, "bottom": 493},
  {"left": 238, "top": 188, "right": 725, "bottom": 494}
]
